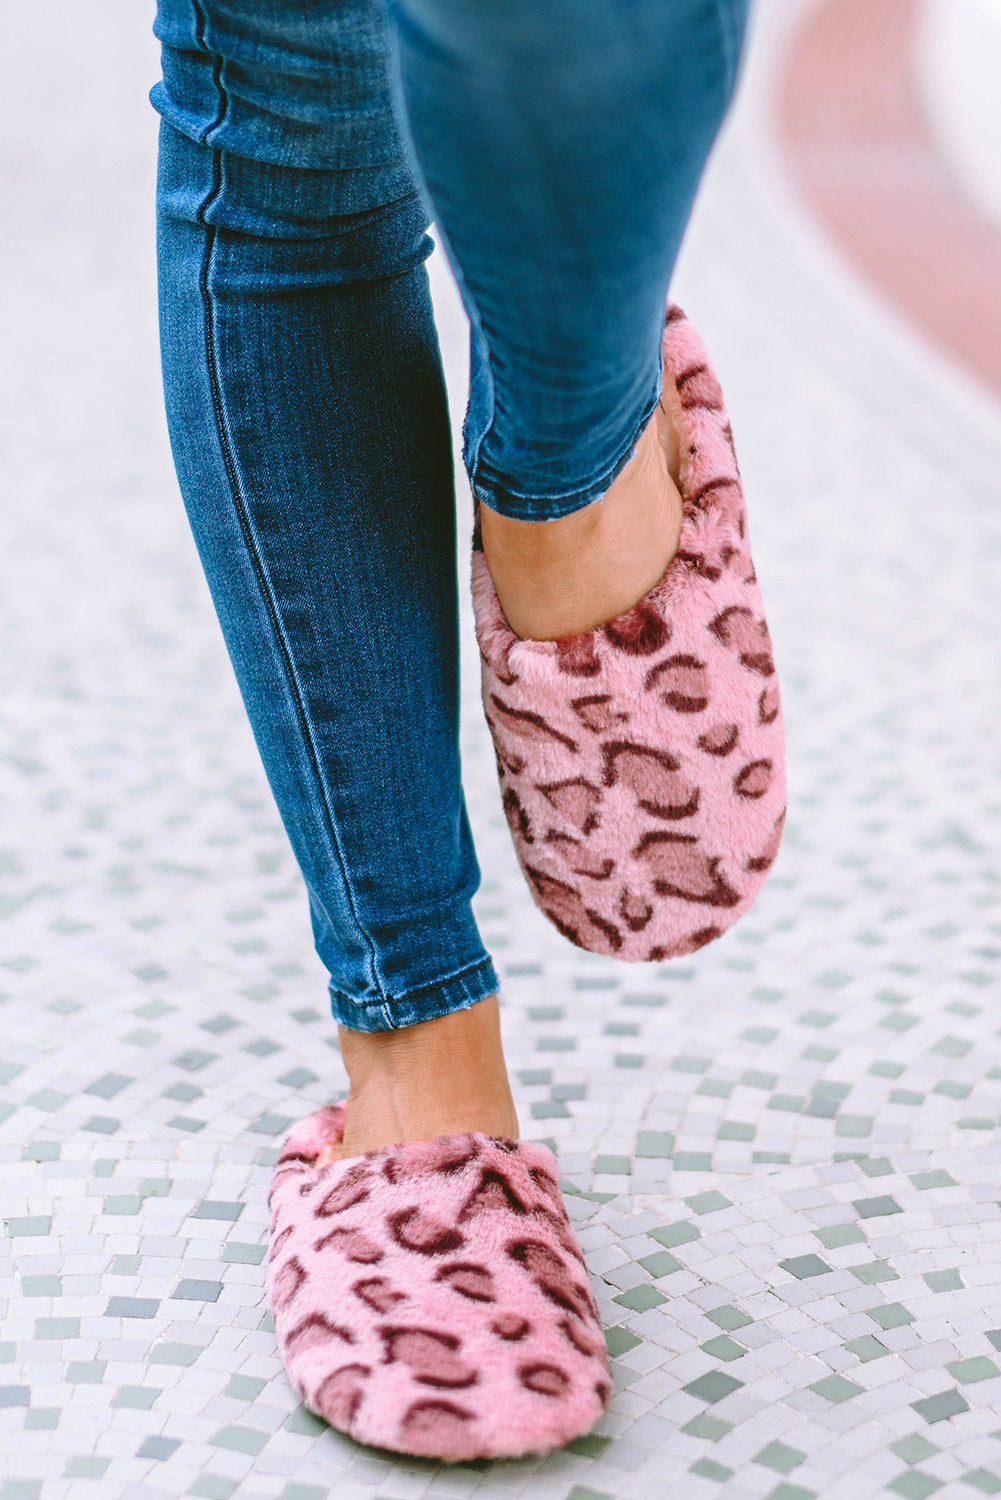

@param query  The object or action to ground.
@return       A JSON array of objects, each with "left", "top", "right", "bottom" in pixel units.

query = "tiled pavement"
[{"left": 2, "top": 2, "right": 1001, "bottom": 1497}]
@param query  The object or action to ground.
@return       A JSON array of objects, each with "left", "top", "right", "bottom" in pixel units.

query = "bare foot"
[
  {"left": 316, "top": 994, "right": 519, "bottom": 1165},
  {"left": 480, "top": 381, "right": 687, "bottom": 641}
]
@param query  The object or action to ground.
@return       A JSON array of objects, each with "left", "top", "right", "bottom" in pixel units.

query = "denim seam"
[
  {"left": 329, "top": 953, "right": 497, "bottom": 1028},
  {"left": 188, "top": 19, "right": 389, "bottom": 1013},
  {"left": 471, "top": 381, "right": 661, "bottom": 519},
  {"left": 191, "top": 0, "right": 229, "bottom": 145}
]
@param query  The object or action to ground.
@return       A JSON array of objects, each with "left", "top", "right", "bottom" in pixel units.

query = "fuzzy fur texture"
[
  {"left": 266, "top": 1105, "right": 611, "bottom": 1460},
  {"left": 471, "top": 304, "right": 786, "bottom": 960}
]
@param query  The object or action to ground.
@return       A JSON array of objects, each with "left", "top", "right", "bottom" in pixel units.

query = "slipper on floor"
[
  {"left": 471, "top": 303, "right": 786, "bottom": 961},
  {"left": 266, "top": 1105, "right": 612, "bottom": 1460}
]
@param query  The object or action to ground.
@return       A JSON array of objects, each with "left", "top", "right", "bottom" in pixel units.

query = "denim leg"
[
  {"left": 388, "top": 0, "right": 752, "bottom": 518},
  {"left": 153, "top": 0, "right": 498, "bottom": 1031}
]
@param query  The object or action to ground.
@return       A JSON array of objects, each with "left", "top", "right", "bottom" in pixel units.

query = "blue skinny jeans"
[{"left": 152, "top": 0, "right": 750, "bottom": 1031}]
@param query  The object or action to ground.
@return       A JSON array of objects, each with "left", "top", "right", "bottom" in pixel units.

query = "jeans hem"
[
  {"left": 328, "top": 954, "right": 500, "bottom": 1033},
  {"left": 469, "top": 381, "right": 662, "bottom": 523}
]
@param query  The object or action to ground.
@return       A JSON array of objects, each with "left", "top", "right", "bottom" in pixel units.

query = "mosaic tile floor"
[{"left": 2, "top": 2, "right": 1001, "bottom": 1497}]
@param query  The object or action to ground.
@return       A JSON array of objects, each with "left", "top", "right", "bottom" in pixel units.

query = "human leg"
[
  {"left": 385, "top": 0, "right": 784, "bottom": 962},
  {"left": 153, "top": 0, "right": 517, "bottom": 1148},
  {"left": 388, "top": 0, "right": 750, "bottom": 633}
]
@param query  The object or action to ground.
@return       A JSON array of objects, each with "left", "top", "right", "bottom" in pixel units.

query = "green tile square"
[
  {"left": 697, "top": 1077, "right": 736, "bottom": 1097},
  {"left": 707, "top": 1305, "right": 752, "bottom": 1332},
  {"left": 278, "top": 1486, "right": 328, "bottom": 1500},
  {"left": 690, "top": 1459, "right": 733, "bottom": 1481},
  {"left": 110, "top": 1254, "right": 140, "bottom": 1274},
  {"left": 798, "top": 1009, "right": 837, "bottom": 1029},
  {"left": 533, "top": 1100, "right": 569, "bottom": 1121},
  {"left": 933, "top": 1081, "right": 972, "bottom": 1100},
  {"left": 113, "top": 1386, "right": 160, "bottom": 1409},
  {"left": 780, "top": 1254, "right": 831, "bottom": 1280},
  {"left": 613, "top": 1284, "right": 666, "bottom": 1313},
  {"left": 565, "top": 1434, "right": 613, "bottom": 1458},
  {"left": 911, "top": 1389, "right": 970, "bottom": 1423},
  {"left": 910, "top": 1170, "right": 959, "bottom": 1190},
  {"left": 886, "top": 1474, "right": 943, "bottom": 1499},
  {"left": 5, "top": 1217, "right": 51, "bottom": 1237},
  {"left": 635, "top": 1131, "right": 674, "bottom": 1158},
  {"left": 836, "top": 1114, "right": 874, "bottom": 1137},
  {"left": 890, "top": 1090, "right": 925, "bottom": 1106},
  {"left": 753, "top": 1151, "right": 791, "bottom": 1164},
  {"left": 107, "top": 1296, "right": 159, "bottom": 1318},
  {"left": 682, "top": 1414, "right": 732, "bottom": 1440},
  {"left": 682, "top": 1371, "right": 743, "bottom": 1404},
  {"left": 947, "top": 1358, "right": 1000, "bottom": 1384},
  {"left": 673, "top": 1055, "right": 712, "bottom": 1073},
  {"left": 891, "top": 1436, "right": 939, "bottom": 1464},
  {"left": 767, "top": 1094, "right": 805, "bottom": 1113},
  {"left": 962, "top": 1469, "right": 1001, "bottom": 1494},
  {"left": 673, "top": 1152, "right": 713, "bottom": 1171},
  {"left": 846, "top": 1334, "right": 889, "bottom": 1362},
  {"left": 638, "top": 1250, "right": 682, "bottom": 1279},
  {"left": 26, "top": 1089, "right": 67, "bottom": 1112},
  {"left": 34, "top": 1317, "right": 80, "bottom": 1339},
  {"left": 764, "top": 1486, "right": 817, "bottom": 1500},
  {"left": 803, "top": 1044, "right": 839, "bottom": 1062},
  {"left": 209, "top": 1424, "right": 268, "bottom": 1456},
  {"left": 283, "top": 1407, "right": 327, "bottom": 1436},
  {"left": 188, "top": 1478, "right": 238, "bottom": 1500},
  {"left": 21, "top": 1143, "right": 59, "bottom": 1163},
  {"left": 755, "top": 1442, "right": 806, "bottom": 1474},
  {"left": 149, "top": 1343, "right": 201, "bottom": 1366},
  {"left": 869, "top": 1303, "right": 915, "bottom": 1329},
  {"left": 21, "top": 1275, "right": 61, "bottom": 1296},
  {"left": 881, "top": 1012, "right": 919, "bottom": 1032},
  {"left": 717, "top": 1122, "right": 755, "bottom": 1141},
  {"left": 24, "top": 1409, "right": 59, "bottom": 1430},
  {"left": 741, "top": 1027, "right": 777, "bottom": 1044},
  {"left": 224, "top": 1375, "right": 267, "bottom": 1400},
  {"left": 815, "top": 1223, "right": 866, "bottom": 1249},
  {"left": 66, "top": 1361, "right": 106, "bottom": 1384},
  {"left": 566, "top": 1488, "right": 613, "bottom": 1500},
  {"left": 685, "top": 1191, "right": 732, "bottom": 1214},
  {"left": 858, "top": 1156, "right": 895, "bottom": 1177},
  {"left": 651, "top": 1221, "right": 699, "bottom": 1249},
  {"left": 851, "top": 1261, "right": 899, "bottom": 1285},
  {"left": 605, "top": 1327, "right": 642, "bottom": 1357},
  {"left": 223, "top": 1242, "right": 266, "bottom": 1266},
  {"left": 64, "top": 1458, "right": 110, "bottom": 1480},
  {"left": 854, "top": 1194, "right": 903, "bottom": 1218},
  {"left": 1, "top": 1484, "right": 43, "bottom": 1500},
  {"left": 701, "top": 1335, "right": 745, "bottom": 1362},
  {"left": 593, "top": 1155, "right": 630, "bottom": 1175},
  {"left": 932, "top": 1035, "right": 972, "bottom": 1057},
  {"left": 809, "top": 1374, "right": 863, "bottom": 1403},
  {"left": 741, "top": 1069, "right": 778, "bottom": 1090}
]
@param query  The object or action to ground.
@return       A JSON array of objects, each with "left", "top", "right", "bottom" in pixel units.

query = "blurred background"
[{"left": 1, "top": 3, "right": 1000, "bottom": 1499}]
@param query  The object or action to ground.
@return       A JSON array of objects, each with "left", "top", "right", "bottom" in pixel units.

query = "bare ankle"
[
  {"left": 334, "top": 996, "right": 519, "bottom": 1158},
  {"left": 480, "top": 398, "right": 685, "bottom": 641}
]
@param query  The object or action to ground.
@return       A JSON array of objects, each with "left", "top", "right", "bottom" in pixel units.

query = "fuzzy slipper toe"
[{"left": 267, "top": 1106, "right": 612, "bottom": 1460}]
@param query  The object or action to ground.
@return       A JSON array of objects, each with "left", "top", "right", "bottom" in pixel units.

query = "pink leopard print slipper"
[
  {"left": 471, "top": 303, "right": 786, "bottom": 961},
  {"left": 266, "top": 1104, "right": 612, "bottom": 1460}
]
